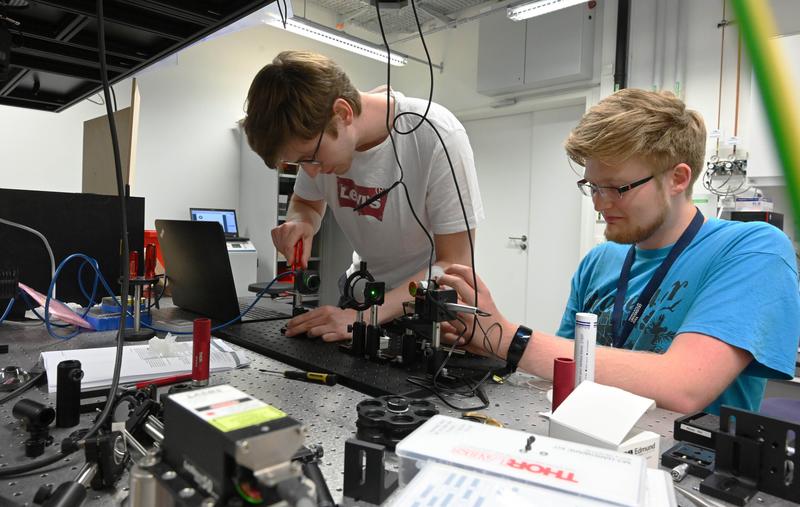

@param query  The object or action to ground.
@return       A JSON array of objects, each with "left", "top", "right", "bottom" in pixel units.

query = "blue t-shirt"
[{"left": 556, "top": 218, "right": 800, "bottom": 414}]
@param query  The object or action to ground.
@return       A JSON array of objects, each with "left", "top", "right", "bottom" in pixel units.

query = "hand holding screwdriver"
[{"left": 271, "top": 221, "right": 313, "bottom": 268}]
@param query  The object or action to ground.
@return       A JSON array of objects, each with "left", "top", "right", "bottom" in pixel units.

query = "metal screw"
[
  {"left": 138, "top": 455, "right": 159, "bottom": 468},
  {"left": 179, "top": 487, "right": 196, "bottom": 499},
  {"left": 161, "top": 471, "right": 176, "bottom": 480}
]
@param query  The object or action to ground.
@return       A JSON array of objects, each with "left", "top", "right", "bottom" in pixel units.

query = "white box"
[
  {"left": 396, "top": 415, "right": 647, "bottom": 506},
  {"left": 549, "top": 381, "right": 661, "bottom": 468},
  {"left": 387, "top": 463, "right": 677, "bottom": 507},
  {"left": 734, "top": 197, "right": 773, "bottom": 211}
]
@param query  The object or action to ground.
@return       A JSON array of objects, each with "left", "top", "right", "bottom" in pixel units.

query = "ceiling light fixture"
[
  {"left": 507, "top": 0, "right": 587, "bottom": 21},
  {"left": 263, "top": 14, "right": 408, "bottom": 67}
]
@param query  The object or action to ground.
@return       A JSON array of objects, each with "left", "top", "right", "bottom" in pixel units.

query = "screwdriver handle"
[{"left": 284, "top": 371, "right": 338, "bottom": 386}]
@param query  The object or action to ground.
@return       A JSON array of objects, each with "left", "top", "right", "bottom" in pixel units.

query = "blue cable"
[
  {"left": 138, "top": 270, "right": 293, "bottom": 335},
  {"left": 21, "top": 292, "right": 69, "bottom": 328},
  {"left": 38, "top": 252, "right": 295, "bottom": 338},
  {"left": 0, "top": 297, "right": 14, "bottom": 324},
  {"left": 77, "top": 259, "right": 100, "bottom": 309},
  {"left": 45, "top": 253, "right": 121, "bottom": 340}
]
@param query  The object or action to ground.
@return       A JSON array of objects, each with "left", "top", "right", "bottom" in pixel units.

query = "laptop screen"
[{"left": 190, "top": 208, "right": 238, "bottom": 236}]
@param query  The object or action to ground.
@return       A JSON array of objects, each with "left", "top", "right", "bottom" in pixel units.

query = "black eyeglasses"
[
  {"left": 576, "top": 175, "right": 654, "bottom": 201},
  {"left": 277, "top": 128, "right": 325, "bottom": 172}
]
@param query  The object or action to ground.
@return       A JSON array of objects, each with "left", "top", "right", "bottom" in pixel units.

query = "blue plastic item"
[{"left": 84, "top": 307, "right": 152, "bottom": 331}]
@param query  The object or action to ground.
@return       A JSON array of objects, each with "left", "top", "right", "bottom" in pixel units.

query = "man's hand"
[
  {"left": 271, "top": 221, "right": 314, "bottom": 268},
  {"left": 285, "top": 306, "right": 357, "bottom": 342},
  {"left": 438, "top": 264, "right": 514, "bottom": 358}
]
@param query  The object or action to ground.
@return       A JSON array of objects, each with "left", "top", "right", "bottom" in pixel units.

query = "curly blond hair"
[{"left": 565, "top": 89, "right": 706, "bottom": 197}]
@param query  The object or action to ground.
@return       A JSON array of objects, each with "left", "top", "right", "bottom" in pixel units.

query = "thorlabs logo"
[
  {"left": 337, "top": 177, "right": 388, "bottom": 221},
  {"left": 451, "top": 447, "right": 579, "bottom": 484}
]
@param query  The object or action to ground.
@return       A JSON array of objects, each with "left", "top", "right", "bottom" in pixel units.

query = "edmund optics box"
[{"left": 549, "top": 381, "right": 661, "bottom": 468}]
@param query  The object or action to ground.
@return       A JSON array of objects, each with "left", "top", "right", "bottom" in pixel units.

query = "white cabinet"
[
  {"left": 477, "top": 11, "right": 527, "bottom": 95},
  {"left": 477, "top": 4, "right": 597, "bottom": 96},
  {"left": 227, "top": 242, "right": 258, "bottom": 297},
  {"left": 523, "top": 4, "right": 595, "bottom": 90}
]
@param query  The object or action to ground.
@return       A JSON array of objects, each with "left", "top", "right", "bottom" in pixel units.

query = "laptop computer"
[
  {"left": 189, "top": 207, "right": 248, "bottom": 242},
  {"left": 155, "top": 219, "right": 289, "bottom": 323}
]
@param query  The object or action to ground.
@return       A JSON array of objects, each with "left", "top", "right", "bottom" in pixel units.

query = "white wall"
[
  {"left": 390, "top": 2, "right": 611, "bottom": 116},
  {"left": 0, "top": 85, "right": 131, "bottom": 193},
  {"left": 2, "top": 0, "right": 797, "bottom": 235},
  {"left": 626, "top": 0, "right": 798, "bottom": 243},
  {"left": 0, "top": 17, "right": 424, "bottom": 229}
]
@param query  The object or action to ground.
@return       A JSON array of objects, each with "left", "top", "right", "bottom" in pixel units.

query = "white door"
[
  {"left": 464, "top": 112, "right": 533, "bottom": 324},
  {"left": 464, "top": 104, "right": 585, "bottom": 332}
]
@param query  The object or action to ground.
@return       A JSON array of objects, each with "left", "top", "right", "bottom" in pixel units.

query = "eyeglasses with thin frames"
[
  {"left": 576, "top": 175, "right": 654, "bottom": 201},
  {"left": 277, "top": 128, "right": 325, "bottom": 173}
]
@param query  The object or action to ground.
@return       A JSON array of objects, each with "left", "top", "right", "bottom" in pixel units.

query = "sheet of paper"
[{"left": 40, "top": 338, "right": 249, "bottom": 392}]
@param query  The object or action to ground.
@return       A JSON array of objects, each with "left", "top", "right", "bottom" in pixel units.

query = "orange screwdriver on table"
[{"left": 259, "top": 368, "right": 338, "bottom": 386}]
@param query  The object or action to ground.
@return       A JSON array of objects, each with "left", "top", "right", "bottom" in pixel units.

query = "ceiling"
[
  {"left": 305, "top": 0, "right": 493, "bottom": 36},
  {"left": 0, "top": 0, "right": 275, "bottom": 112}
]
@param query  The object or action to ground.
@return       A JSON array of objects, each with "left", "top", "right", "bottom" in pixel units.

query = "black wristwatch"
[{"left": 505, "top": 325, "right": 533, "bottom": 373}]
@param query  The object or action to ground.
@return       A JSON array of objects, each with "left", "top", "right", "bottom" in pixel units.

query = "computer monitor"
[
  {"left": 189, "top": 208, "right": 239, "bottom": 238},
  {"left": 0, "top": 188, "right": 145, "bottom": 320}
]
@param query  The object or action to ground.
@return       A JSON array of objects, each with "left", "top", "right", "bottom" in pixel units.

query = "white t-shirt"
[{"left": 293, "top": 93, "right": 485, "bottom": 289}]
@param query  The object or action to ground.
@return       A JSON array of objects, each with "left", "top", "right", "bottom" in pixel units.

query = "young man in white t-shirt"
[{"left": 242, "top": 50, "right": 484, "bottom": 341}]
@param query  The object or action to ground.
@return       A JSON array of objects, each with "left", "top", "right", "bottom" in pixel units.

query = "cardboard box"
[{"left": 549, "top": 381, "right": 661, "bottom": 468}]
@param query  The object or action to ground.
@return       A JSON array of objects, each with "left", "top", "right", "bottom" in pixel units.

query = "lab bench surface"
[{"left": 0, "top": 320, "right": 793, "bottom": 506}]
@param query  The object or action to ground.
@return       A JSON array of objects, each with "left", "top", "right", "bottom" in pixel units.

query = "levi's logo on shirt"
[{"left": 337, "top": 177, "right": 388, "bottom": 221}]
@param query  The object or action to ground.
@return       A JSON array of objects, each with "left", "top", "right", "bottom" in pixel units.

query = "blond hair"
[
  {"left": 242, "top": 51, "right": 362, "bottom": 168},
  {"left": 565, "top": 89, "right": 706, "bottom": 197}
]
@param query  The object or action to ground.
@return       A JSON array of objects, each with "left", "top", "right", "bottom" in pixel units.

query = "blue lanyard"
[{"left": 610, "top": 208, "right": 704, "bottom": 348}]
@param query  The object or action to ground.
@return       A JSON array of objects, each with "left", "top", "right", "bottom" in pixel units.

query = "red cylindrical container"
[
  {"left": 128, "top": 251, "right": 139, "bottom": 279},
  {"left": 192, "top": 318, "right": 211, "bottom": 387},
  {"left": 144, "top": 243, "right": 157, "bottom": 279},
  {"left": 552, "top": 357, "right": 576, "bottom": 411}
]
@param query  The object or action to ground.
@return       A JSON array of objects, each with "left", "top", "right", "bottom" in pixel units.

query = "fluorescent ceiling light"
[
  {"left": 263, "top": 14, "right": 408, "bottom": 66},
  {"left": 507, "top": 0, "right": 587, "bottom": 21}
]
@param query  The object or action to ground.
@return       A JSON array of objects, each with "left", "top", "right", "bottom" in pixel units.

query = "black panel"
[
  {"left": 0, "top": 188, "right": 145, "bottom": 320},
  {"left": 215, "top": 320, "right": 431, "bottom": 398},
  {"left": 0, "top": 0, "right": 273, "bottom": 111}
]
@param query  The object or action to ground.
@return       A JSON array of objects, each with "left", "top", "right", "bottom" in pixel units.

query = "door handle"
[{"left": 508, "top": 235, "right": 527, "bottom": 242}]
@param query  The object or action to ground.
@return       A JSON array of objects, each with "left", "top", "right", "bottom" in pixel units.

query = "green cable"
[{"left": 730, "top": 0, "right": 800, "bottom": 239}]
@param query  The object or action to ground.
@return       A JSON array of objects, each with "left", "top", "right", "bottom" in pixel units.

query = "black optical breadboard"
[{"left": 216, "top": 321, "right": 429, "bottom": 398}]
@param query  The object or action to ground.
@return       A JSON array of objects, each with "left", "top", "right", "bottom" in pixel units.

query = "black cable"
[
  {"left": 393, "top": 0, "right": 433, "bottom": 135},
  {"left": 89, "top": 0, "right": 129, "bottom": 443},
  {"left": 276, "top": 0, "right": 287, "bottom": 28},
  {"left": 0, "top": 0, "right": 130, "bottom": 479},
  {"left": 369, "top": 0, "right": 485, "bottom": 410},
  {"left": 0, "top": 448, "right": 71, "bottom": 477},
  {"left": 110, "top": 84, "right": 117, "bottom": 112},
  {"left": 406, "top": 376, "right": 489, "bottom": 412},
  {"left": 368, "top": 1, "right": 436, "bottom": 285},
  {"left": 371, "top": 0, "right": 478, "bottom": 314},
  {"left": 0, "top": 369, "right": 44, "bottom": 405}
]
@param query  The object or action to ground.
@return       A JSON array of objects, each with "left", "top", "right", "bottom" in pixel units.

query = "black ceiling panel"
[{"left": 0, "top": 0, "right": 273, "bottom": 112}]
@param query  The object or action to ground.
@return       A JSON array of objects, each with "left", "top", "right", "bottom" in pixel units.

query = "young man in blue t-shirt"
[{"left": 439, "top": 89, "right": 799, "bottom": 414}]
